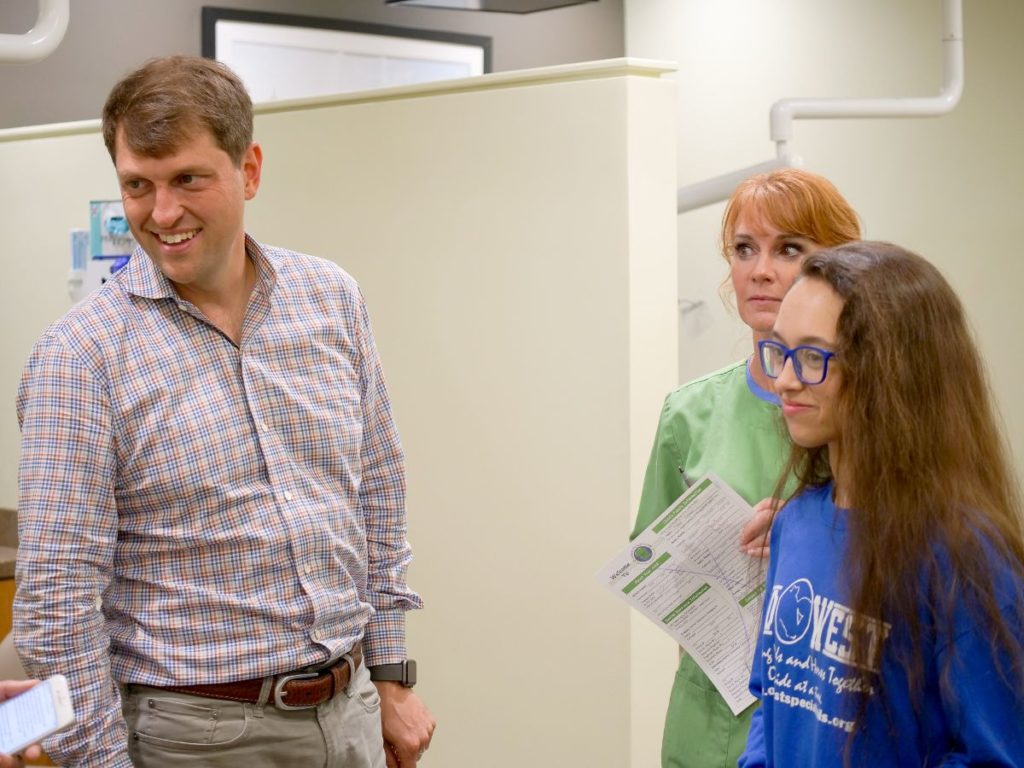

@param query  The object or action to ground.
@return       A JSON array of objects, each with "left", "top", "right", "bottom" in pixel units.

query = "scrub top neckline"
[{"left": 746, "top": 357, "right": 781, "bottom": 406}]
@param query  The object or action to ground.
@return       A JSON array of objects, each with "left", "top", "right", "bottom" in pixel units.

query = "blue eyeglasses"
[{"left": 758, "top": 340, "right": 836, "bottom": 386}]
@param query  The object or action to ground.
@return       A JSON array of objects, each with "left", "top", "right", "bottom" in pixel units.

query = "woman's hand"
[{"left": 739, "top": 498, "right": 778, "bottom": 558}]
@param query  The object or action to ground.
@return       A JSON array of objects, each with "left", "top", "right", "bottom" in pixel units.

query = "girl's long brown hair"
[{"left": 775, "top": 241, "right": 1024, "bottom": 749}]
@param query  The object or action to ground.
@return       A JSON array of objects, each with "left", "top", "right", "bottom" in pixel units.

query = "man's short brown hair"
[{"left": 102, "top": 55, "right": 253, "bottom": 166}]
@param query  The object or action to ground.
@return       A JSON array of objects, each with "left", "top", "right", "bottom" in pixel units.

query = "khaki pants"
[{"left": 121, "top": 661, "right": 386, "bottom": 768}]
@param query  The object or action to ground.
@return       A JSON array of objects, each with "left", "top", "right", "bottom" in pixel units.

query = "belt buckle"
[{"left": 273, "top": 672, "right": 320, "bottom": 710}]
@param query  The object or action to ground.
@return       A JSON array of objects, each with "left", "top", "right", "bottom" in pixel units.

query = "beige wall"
[
  {"left": 0, "top": 61, "right": 678, "bottom": 766},
  {"left": 625, "top": 0, "right": 1024, "bottom": 764}
]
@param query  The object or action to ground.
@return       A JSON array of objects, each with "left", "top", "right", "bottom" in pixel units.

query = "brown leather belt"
[{"left": 162, "top": 644, "right": 362, "bottom": 710}]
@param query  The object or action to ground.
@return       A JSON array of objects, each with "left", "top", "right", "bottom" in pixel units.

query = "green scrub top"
[{"left": 632, "top": 359, "right": 793, "bottom": 768}]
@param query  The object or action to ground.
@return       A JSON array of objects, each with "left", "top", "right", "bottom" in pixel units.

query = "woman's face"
[
  {"left": 770, "top": 277, "right": 844, "bottom": 452},
  {"left": 728, "top": 208, "right": 821, "bottom": 334}
]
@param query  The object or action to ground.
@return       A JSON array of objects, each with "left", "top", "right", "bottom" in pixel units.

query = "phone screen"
[{"left": 0, "top": 679, "right": 62, "bottom": 754}]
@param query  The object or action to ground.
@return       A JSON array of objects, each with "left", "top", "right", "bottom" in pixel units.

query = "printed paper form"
[{"left": 598, "top": 473, "right": 765, "bottom": 715}]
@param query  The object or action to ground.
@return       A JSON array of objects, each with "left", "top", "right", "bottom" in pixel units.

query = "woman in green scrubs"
[{"left": 632, "top": 168, "right": 860, "bottom": 768}]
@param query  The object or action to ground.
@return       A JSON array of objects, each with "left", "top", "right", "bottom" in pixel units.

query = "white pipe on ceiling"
[
  {"left": 0, "top": 0, "right": 70, "bottom": 63},
  {"left": 677, "top": 0, "right": 964, "bottom": 213},
  {"left": 675, "top": 156, "right": 793, "bottom": 217}
]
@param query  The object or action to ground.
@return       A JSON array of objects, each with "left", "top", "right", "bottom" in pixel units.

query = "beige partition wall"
[{"left": 0, "top": 60, "right": 678, "bottom": 766}]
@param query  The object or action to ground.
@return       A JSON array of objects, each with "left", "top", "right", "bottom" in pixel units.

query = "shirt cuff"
[{"left": 362, "top": 608, "right": 407, "bottom": 667}]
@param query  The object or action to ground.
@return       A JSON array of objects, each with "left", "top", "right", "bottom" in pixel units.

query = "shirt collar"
[
  {"left": 746, "top": 356, "right": 781, "bottom": 406},
  {"left": 118, "top": 234, "right": 278, "bottom": 300}
]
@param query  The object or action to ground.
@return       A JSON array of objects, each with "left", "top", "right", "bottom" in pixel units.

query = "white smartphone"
[{"left": 0, "top": 675, "right": 76, "bottom": 756}]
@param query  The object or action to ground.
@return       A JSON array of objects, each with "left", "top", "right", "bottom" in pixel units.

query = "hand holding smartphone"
[{"left": 0, "top": 675, "right": 75, "bottom": 760}]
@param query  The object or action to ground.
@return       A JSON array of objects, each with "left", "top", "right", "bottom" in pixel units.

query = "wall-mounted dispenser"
[{"left": 68, "top": 200, "right": 136, "bottom": 303}]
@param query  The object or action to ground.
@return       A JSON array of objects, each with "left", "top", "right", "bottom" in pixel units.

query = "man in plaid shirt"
[{"left": 14, "top": 55, "right": 435, "bottom": 768}]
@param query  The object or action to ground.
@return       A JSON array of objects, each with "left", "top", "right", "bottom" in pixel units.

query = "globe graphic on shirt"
[{"left": 774, "top": 578, "right": 814, "bottom": 645}]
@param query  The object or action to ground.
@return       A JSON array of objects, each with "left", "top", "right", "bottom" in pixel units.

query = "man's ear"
[{"left": 242, "top": 142, "right": 263, "bottom": 200}]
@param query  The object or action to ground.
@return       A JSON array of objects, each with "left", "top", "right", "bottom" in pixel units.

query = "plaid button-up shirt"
[{"left": 14, "top": 237, "right": 422, "bottom": 767}]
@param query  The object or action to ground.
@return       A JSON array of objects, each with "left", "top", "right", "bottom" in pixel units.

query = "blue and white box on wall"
[
  {"left": 70, "top": 202, "right": 138, "bottom": 302},
  {"left": 90, "top": 200, "right": 136, "bottom": 258}
]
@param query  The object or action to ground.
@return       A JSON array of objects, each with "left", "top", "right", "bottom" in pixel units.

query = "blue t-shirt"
[{"left": 739, "top": 483, "right": 1024, "bottom": 767}]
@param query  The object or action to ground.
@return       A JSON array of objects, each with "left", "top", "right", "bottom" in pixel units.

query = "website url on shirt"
[{"left": 763, "top": 686, "right": 855, "bottom": 733}]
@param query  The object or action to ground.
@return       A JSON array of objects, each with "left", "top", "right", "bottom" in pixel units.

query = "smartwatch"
[{"left": 368, "top": 660, "right": 417, "bottom": 688}]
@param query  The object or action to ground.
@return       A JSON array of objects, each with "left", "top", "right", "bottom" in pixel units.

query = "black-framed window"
[{"left": 202, "top": 7, "right": 492, "bottom": 102}]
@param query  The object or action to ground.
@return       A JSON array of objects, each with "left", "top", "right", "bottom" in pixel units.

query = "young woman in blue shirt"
[{"left": 740, "top": 241, "right": 1024, "bottom": 766}]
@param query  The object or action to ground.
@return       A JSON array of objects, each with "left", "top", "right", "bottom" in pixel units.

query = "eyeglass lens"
[{"left": 760, "top": 343, "right": 828, "bottom": 385}]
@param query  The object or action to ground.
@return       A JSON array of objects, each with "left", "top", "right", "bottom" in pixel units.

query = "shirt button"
[
  {"left": 260, "top": 422, "right": 269, "bottom": 432},
  {"left": 304, "top": 562, "right": 314, "bottom": 576},
  {"left": 284, "top": 490, "right": 294, "bottom": 502}
]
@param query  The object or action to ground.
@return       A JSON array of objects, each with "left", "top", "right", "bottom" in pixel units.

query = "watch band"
[{"left": 368, "top": 660, "right": 417, "bottom": 688}]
